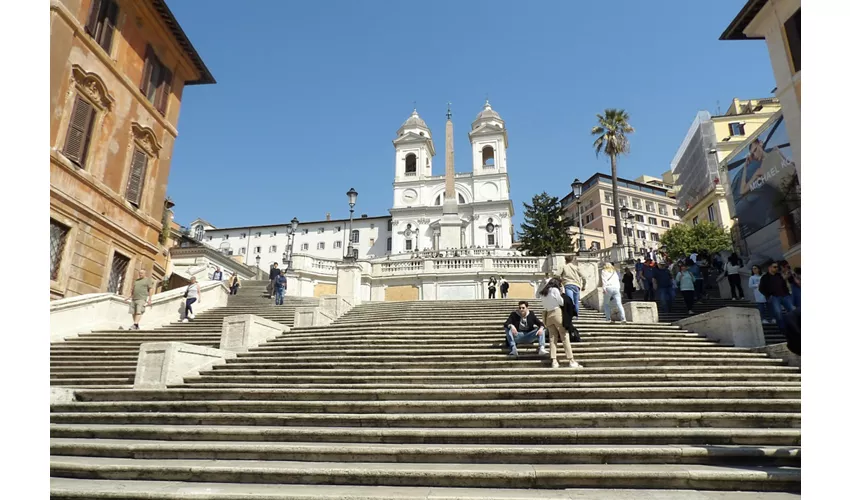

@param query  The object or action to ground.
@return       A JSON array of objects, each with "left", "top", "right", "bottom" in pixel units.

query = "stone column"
[{"left": 336, "top": 261, "right": 362, "bottom": 303}]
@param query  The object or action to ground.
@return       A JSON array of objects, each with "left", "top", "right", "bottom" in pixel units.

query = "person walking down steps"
[
  {"left": 538, "top": 278, "right": 582, "bottom": 369},
  {"left": 725, "top": 253, "right": 745, "bottom": 300},
  {"left": 622, "top": 267, "right": 635, "bottom": 300},
  {"left": 181, "top": 276, "right": 201, "bottom": 323},
  {"left": 600, "top": 263, "right": 627, "bottom": 323},
  {"left": 228, "top": 274, "right": 240, "bottom": 295},
  {"left": 676, "top": 262, "right": 697, "bottom": 315},
  {"left": 274, "top": 272, "right": 288, "bottom": 306},
  {"left": 124, "top": 268, "right": 154, "bottom": 330},
  {"left": 749, "top": 265, "right": 773, "bottom": 325}
]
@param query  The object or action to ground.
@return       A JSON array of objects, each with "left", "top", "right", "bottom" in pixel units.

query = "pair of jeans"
[
  {"left": 184, "top": 298, "right": 197, "bottom": 319},
  {"left": 563, "top": 284, "right": 581, "bottom": 317},
  {"left": 682, "top": 290, "right": 695, "bottom": 311},
  {"left": 542, "top": 308, "right": 573, "bottom": 361},
  {"left": 769, "top": 295, "right": 795, "bottom": 330},
  {"left": 728, "top": 274, "right": 744, "bottom": 300},
  {"left": 756, "top": 302, "right": 772, "bottom": 322},
  {"left": 500, "top": 290, "right": 508, "bottom": 298},
  {"left": 656, "top": 287, "right": 674, "bottom": 313},
  {"left": 505, "top": 327, "right": 545, "bottom": 354},
  {"left": 694, "top": 279, "right": 704, "bottom": 300},
  {"left": 274, "top": 287, "right": 286, "bottom": 305},
  {"left": 488, "top": 288, "right": 496, "bottom": 299},
  {"left": 791, "top": 285, "right": 801, "bottom": 310},
  {"left": 642, "top": 280, "right": 654, "bottom": 301},
  {"left": 230, "top": 285, "right": 239, "bottom": 295},
  {"left": 603, "top": 288, "right": 627, "bottom": 321}
]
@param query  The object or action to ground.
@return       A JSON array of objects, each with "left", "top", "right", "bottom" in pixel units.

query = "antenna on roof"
[{"left": 715, "top": 100, "right": 721, "bottom": 115}]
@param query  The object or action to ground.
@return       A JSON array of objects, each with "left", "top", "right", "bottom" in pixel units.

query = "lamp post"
[
  {"left": 287, "top": 217, "right": 299, "bottom": 271},
  {"left": 255, "top": 254, "right": 261, "bottom": 277},
  {"left": 620, "top": 206, "right": 632, "bottom": 260},
  {"left": 345, "top": 188, "right": 358, "bottom": 261},
  {"left": 571, "top": 178, "right": 586, "bottom": 253}
]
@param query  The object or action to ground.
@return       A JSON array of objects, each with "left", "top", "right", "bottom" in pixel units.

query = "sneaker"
[
  {"left": 567, "top": 360, "right": 583, "bottom": 369},
  {"left": 731, "top": 298, "right": 737, "bottom": 301},
  {"left": 551, "top": 359, "right": 560, "bottom": 369},
  {"left": 688, "top": 310, "right": 695, "bottom": 315},
  {"left": 761, "top": 319, "right": 770, "bottom": 325},
  {"left": 770, "top": 319, "right": 778, "bottom": 325},
  {"left": 537, "top": 348, "right": 550, "bottom": 356},
  {"left": 507, "top": 350, "right": 518, "bottom": 359},
  {"left": 130, "top": 325, "right": 139, "bottom": 330},
  {"left": 181, "top": 318, "right": 189, "bottom": 323}
]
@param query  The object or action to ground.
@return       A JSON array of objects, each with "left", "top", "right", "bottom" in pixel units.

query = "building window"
[
  {"left": 637, "top": 230, "right": 647, "bottom": 240},
  {"left": 254, "top": 246, "right": 261, "bottom": 253},
  {"left": 351, "top": 230, "right": 360, "bottom": 243},
  {"left": 301, "top": 243, "right": 308, "bottom": 251},
  {"left": 708, "top": 204, "right": 716, "bottom": 222},
  {"left": 239, "top": 247, "right": 246, "bottom": 254},
  {"left": 272, "top": 231, "right": 277, "bottom": 236},
  {"left": 645, "top": 201, "right": 655, "bottom": 213},
  {"left": 607, "top": 208, "right": 615, "bottom": 217},
  {"left": 405, "top": 239, "right": 413, "bottom": 251},
  {"left": 648, "top": 217, "right": 658, "bottom": 225},
  {"left": 352, "top": 249, "right": 359, "bottom": 259},
  {"left": 482, "top": 145, "right": 496, "bottom": 167},
  {"left": 141, "top": 45, "right": 173, "bottom": 114},
  {"left": 193, "top": 225, "right": 205, "bottom": 241},
  {"left": 333, "top": 241, "right": 342, "bottom": 249},
  {"left": 387, "top": 220, "right": 393, "bottom": 231},
  {"left": 631, "top": 198, "right": 641, "bottom": 210},
  {"left": 84, "top": 0, "right": 119, "bottom": 53},
  {"left": 302, "top": 229, "right": 309, "bottom": 235},
  {"left": 63, "top": 96, "right": 97, "bottom": 167},
  {"left": 335, "top": 226, "right": 341, "bottom": 233},
  {"left": 317, "top": 228, "right": 324, "bottom": 234},
  {"left": 405, "top": 153, "right": 417, "bottom": 174},
  {"left": 618, "top": 196, "right": 627, "bottom": 208},
  {"left": 650, "top": 233, "right": 660, "bottom": 242},
  {"left": 604, "top": 191, "right": 613, "bottom": 204},
  {"left": 634, "top": 214, "right": 645, "bottom": 223},
  {"left": 387, "top": 237, "right": 392, "bottom": 251},
  {"left": 368, "top": 238, "right": 375, "bottom": 246},
  {"left": 224, "top": 234, "right": 229, "bottom": 240},
  {"left": 317, "top": 242, "right": 325, "bottom": 250},
  {"left": 692, "top": 217, "right": 699, "bottom": 226},
  {"left": 590, "top": 241, "right": 600, "bottom": 251},
  {"left": 106, "top": 252, "right": 130, "bottom": 294},
  {"left": 255, "top": 232, "right": 261, "bottom": 237},
  {"left": 729, "top": 122, "right": 746, "bottom": 136},
  {"left": 661, "top": 220, "right": 670, "bottom": 228},
  {"left": 125, "top": 147, "right": 148, "bottom": 207},
  {"left": 608, "top": 225, "right": 617, "bottom": 234},
  {"left": 270, "top": 245, "right": 277, "bottom": 253},
  {"left": 659, "top": 205, "right": 668, "bottom": 216},
  {"left": 784, "top": 9, "right": 801, "bottom": 73},
  {"left": 625, "top": 227, "right": 633, "bottom": 237},
  {"left": 50, "top": 220, "right": 70, "bottom": 280},
  {"left": 487, "top": 234, "right": 496, "bottom": 246}
]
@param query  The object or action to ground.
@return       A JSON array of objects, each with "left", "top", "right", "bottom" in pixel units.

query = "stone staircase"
[
  {"left": 49, "top": 280, "right": 319, "bottom": 389},
  {"left": 50, "top": 296, "right": 800, "bottom": 498}
]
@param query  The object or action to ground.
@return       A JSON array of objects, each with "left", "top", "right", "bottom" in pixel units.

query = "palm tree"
[{"left": 592, "top": 109, "right": 634, "bottom": 246}]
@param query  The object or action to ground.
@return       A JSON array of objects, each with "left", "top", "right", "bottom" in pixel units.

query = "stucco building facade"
[{"left": 49, "top": 0, "right": 214, "bottom": 299}]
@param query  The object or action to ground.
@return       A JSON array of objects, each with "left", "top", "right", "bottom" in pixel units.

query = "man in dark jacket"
[
  {"left": 504, "top": 300, "right": 547, "bottom": 358},
  {"left": 759, "top": 262, "right": 795, "bottom": 330},
  {"left": 268, "top": 263, "right": 281, "bottom": 299}
]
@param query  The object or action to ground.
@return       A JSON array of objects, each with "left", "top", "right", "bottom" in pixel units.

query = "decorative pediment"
[
  {"left": 393, "top": 132, "right": 437, "bottom": 156},
  {"left": 70, "top": 65, "right": 114, "bottom": 111},
  {"left": 131, "top": 123, "right": 163, "bottom": 158},
  {"left": 469, "top": 123, "right": 507, "bottom": 137}
]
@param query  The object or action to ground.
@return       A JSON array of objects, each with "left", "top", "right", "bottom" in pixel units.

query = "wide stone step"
[
  {"left": 49, "top": 424, "right": 802, "bottom": 446},
  {"left": 242, "top": 347, "right": 759, "bottom": 357},
  {"left": 52, "top": 398, "right": 801, "bottom": 414},
  {"left": 50, "top": 438, "right": 800, "bottom": 466},
  {"left": 48, "top": 456, "right": 801, "bottom": 492},
  {"left": 48, "top": 478, "right": 806, "bottom": 499},
  {"left": 51, "top": 378, "right": 133, "bottom": 386}
]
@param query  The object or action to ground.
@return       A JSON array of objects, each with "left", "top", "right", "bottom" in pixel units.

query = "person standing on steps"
[
  {"left": 268, "top": 263, "right": 281, "bottom": 299},
  {"left": 273, "top": 272, "right": 288, "bottom": 306},
  {"left": 676, "top": 262, "right": 697, "bottom": 315},
  {"left": 640, "top": 258, "right": 655, "bottom": 302},
  {"left": 622, "top": 267, "right": 635, "bottom": 300},
  {"left": 228, "top": 274, "right": 240, "bottom": 295},
  {"left": 749, "top": 265, "right": 773, "bottom": 324},
  {"left": 559, "top": 255, "right": 586, "bottom": 318},
  {"left": 779, "top": 261, "right": 801, "bottom": 310},
  {"left": 487, "top": 276, "right": 497, "bottom": 299},
  {"left": 759, "top": 262, "right": 795, "bottom": 331},
  {"left": 211, "top": 267, "right": 223, "bottom": 281},
  {"left": 600, "top": 263, "right": 627, "bottom": 323},
  {"left": 538, "top": 279, "right": 582, "bottom": 369},
  {"left": 724, "top": 253, "right": 745, "bottom": 300},
  {"left": 181, "top": 276, "right": 201, "bottom": 323},
  {"left": 504, "top": 300, "right": 548, "bottom": 359},
  {"left": 698, "top": 252, "right": 711, "bottom": 291},
  {"left": 687, "top": 258, "right": 704, "bottom": 302},
  {"left": 125, "top": 268, "right": 154, "bottom": 330},
  {"left": 498, "top": 276, "right": 510, "bottom": 298},
  {"left": 653, "top": 261, "right": 675, "bottom": 314}
]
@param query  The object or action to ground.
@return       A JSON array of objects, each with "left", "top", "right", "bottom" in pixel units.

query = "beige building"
[
  {"left": 560, "top": 173, "right": 681, "bottom": 257},
  {"left": 50, "top": 0, "right": 214, "bottom": 299},
  {"left": 721, "top": 0, "right": 800, "bottom": 184}
]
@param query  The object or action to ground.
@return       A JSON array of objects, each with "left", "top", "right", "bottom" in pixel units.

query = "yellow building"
[
  {"left": 560, "top": 173, "right": 682, "bottom": 257},
  {"left": 721, "top": 0, "right": 800, "bottom": 184}
]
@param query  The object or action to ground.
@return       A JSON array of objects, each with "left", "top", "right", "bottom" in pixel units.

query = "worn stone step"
[
  {"left": 50, "top": 423, "right": 802, "bottom": 446},
  {"left": 49, "top": 456, "right": 801, "bottom": 492},
  {"left": 51, "top": 371, "right": 136, "bottom": 379},
  {"left": 50, "top": 439, "right": 800, "bottom": 466},
  {"left": 48, "top": 477, "right": 806, "bottom": 499},
  {"left": 177, "top": 381, "right": 802, "bottom": 391},
  {"left": 51, "top": 378, "right": 133, "bottom": 386},
  {"left": 53, "top": 398, "right": 801, "bottom": 415}
]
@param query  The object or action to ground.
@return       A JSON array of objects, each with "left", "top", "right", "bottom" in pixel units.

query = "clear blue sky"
[{"left": 166, "top": 0, "right": 774, "bottom": 229}]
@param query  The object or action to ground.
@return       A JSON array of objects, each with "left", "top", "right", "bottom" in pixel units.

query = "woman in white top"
[
  {"left": 725, "top": 253, "right": 744, "bottom": 300},
  {"left": 748, "top": 265, "right": 773, "bottom": 325},
  {"left": 600, "top": 263, "right": 627, "bottom": 323},
  {"left": 537, "top": 278, "right": 582, "bottom": 369},
  {"left": 182, "top": 276, "right": 201, "bottom": 323}
]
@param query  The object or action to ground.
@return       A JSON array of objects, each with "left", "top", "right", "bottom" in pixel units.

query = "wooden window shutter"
[
  {"left": 141, "top": 45, "right": 154, "bottom": 95},
  {"left": 62, "top": 97, "right": 96, "bottom": 166},
  {"left": 85, "top": 0, "right": 103, "bottom": 36},
  {"left": 99, "top": 0, "right": 119, "bottom": 52},
  {"left": 156, "top": 66, "right": 173, "bottom": 114},
  {"left": 125, "top": 148, "right": 149, "bottom": 206}
]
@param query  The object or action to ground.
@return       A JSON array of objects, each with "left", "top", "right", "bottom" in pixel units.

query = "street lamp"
[
  {"left": 345, "top": 188, "right": 358, "bottom": 261},
  {"left": 255, "top": 254, "right": 261, "bottom": 277},
  {"left": 571, "top": 178, "right": 586, "bottom": 252},
  {"left": 620, "top": 206, "right": 633, "bottom": 260},
  {"left": 287, "top": 217, "right": 299, "bottom": 271}
]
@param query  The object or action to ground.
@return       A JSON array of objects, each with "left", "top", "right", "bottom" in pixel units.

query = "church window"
[
  {"left": 405, "top": 153, "right": 417, "bottom": 174},
  {"left": 193, "top": 225, "right": 205, "bottom": 241},
  {"left": 387, "top": 238, "right": 392, "bottom": 251},
  {"left": 240, "top": 233, "right": 246, "bottom": 239},
  {"left": 459, "top": 194, "right": 466, "bottom": 204},
  {"left": 351, "top": 230, "right": 360, "bottom": 243},
  {"left": 482, "top": 146, "right": 495, "bottom": 167},
  {"left": 269, "top": 245, "right": 277, "bottom": 253},
  {"left": 254, "top": 246, "right": 261, "bottom": 253},
  {"left": 318, "top": 242, "right": 325, "bottom": 250},
  {"left": 487, "top": 234, "right": 495, "bottom": 246}
]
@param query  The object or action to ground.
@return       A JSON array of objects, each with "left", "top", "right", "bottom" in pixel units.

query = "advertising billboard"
[{"left": 725, "top": 114, "right": 799, "bottom": 238}]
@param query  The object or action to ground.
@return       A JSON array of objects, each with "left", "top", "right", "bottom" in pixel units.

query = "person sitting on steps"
[{"left": 504, "top": 300, "right": 548, "bottom": 359}]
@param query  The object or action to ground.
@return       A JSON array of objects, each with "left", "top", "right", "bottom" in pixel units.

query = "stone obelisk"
[{"left": 439, "top": 102, "right": 463, "bottom": 249}]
